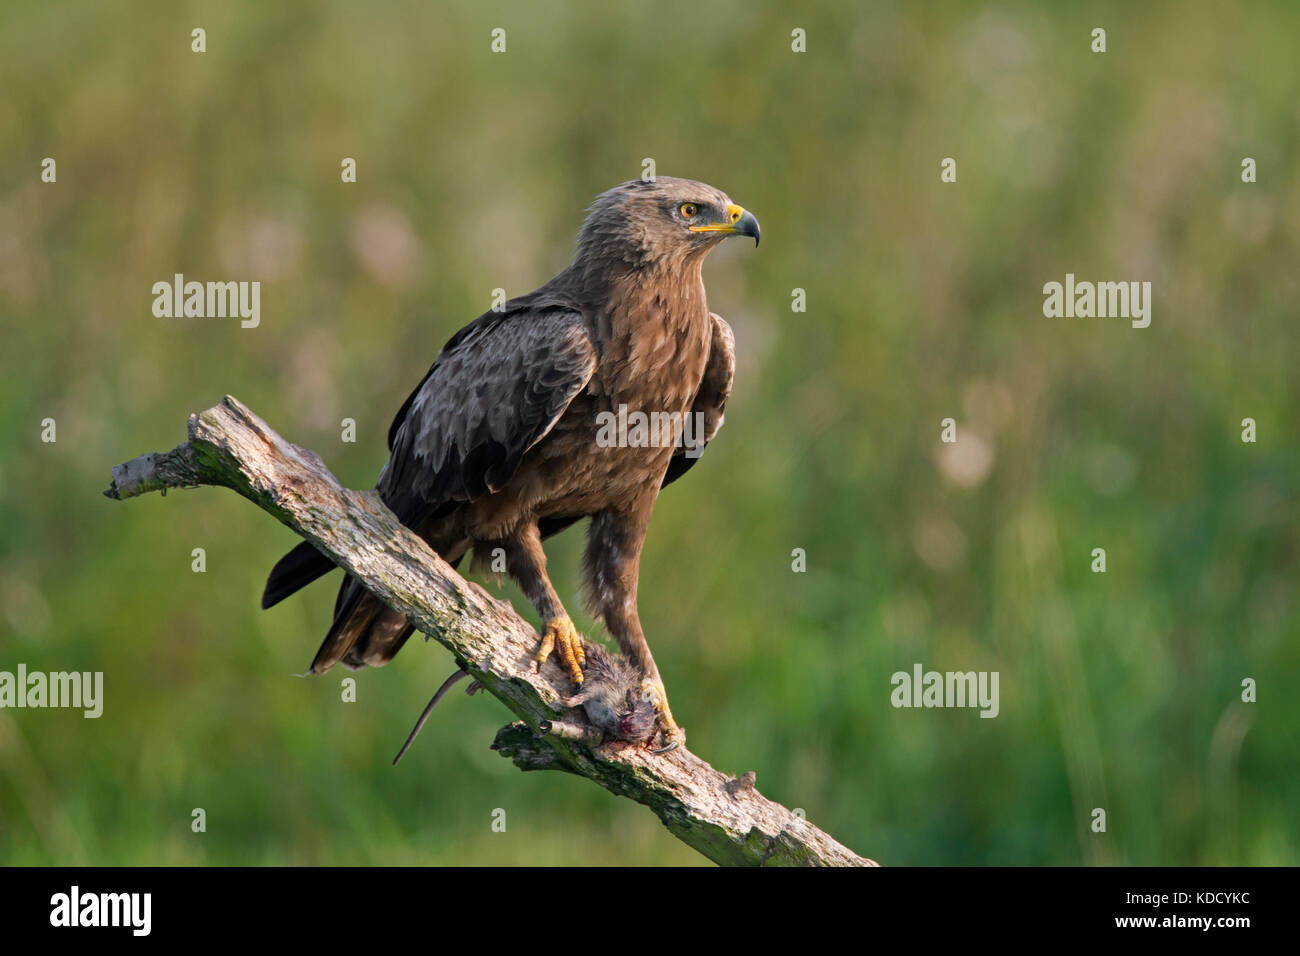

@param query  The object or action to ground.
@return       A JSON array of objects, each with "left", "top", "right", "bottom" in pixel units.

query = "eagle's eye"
[{"left": 679, "top": 203, "right": 698, "bottom": 218}]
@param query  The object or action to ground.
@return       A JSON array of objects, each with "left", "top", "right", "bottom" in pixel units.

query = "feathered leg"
[
  {"left": 583, "top": 495, "right": 683, "bottom": 744},
  {"left": 500, "top": 523, "right": 585, "bottom": 685}
]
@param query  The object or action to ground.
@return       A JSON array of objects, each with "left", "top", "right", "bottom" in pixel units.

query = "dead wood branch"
[{"left": 105, "top": 395, "right": 876, "bottom": 867}]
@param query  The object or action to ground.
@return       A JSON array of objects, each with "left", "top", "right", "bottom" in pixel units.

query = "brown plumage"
[{"left": 262, "top": 177, "right": 759, "bottom": 744}]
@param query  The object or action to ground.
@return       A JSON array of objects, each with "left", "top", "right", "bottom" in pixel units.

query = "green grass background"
[{"left": 1, "top": 0, "right": 1296, "bottom": 865}]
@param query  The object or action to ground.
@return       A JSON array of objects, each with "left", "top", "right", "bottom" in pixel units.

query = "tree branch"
[{"left": 105, "top": 395, "right": 876, "bottom": 867}]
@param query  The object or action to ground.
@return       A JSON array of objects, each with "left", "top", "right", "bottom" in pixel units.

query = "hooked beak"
[{"left": 689, "top": 203, "right": 761, "bottom": 246}]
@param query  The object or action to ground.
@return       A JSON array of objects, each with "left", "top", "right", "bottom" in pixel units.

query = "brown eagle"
[{"left": 261, "top": 177, "right": 759, "bottom": 745}]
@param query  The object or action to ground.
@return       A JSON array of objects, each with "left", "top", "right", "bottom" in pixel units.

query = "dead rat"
[
  {"left": 392, "top": 640, "right": 670, "bottom": 765},
  {"left": 544, "top": 640, "right": 664, "bottom": 750}
]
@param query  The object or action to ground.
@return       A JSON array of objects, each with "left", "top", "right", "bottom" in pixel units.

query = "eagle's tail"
[
  {"left": 267, "top": 531, "right": 468, "bottom": 674},
  {"left": 262, "top": 541, "right": 335, "bottom": 609},
  {"left": 262, "top": 542, "right": 414, "bottom": 672},
  {"left": 309, "top": 575, "right": 416, "bottom": 674}
]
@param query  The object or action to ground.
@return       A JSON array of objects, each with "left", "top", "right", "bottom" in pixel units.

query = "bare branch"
[{"left": 105, "top": 395, "right": 877, "bottom": 867}]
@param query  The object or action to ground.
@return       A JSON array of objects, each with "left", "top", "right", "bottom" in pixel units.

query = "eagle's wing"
[
  {"left": 662, "top": 311, "right": 735, "bottom": 487},
  {"left": 379, "top": 305, "right": 598, "bottom": 525},
  {"left": 300, "top": 305, "right": 597, "bottom": 675},
  {"left": 261, "top": 304, "right": 595, "bottom": 614}
]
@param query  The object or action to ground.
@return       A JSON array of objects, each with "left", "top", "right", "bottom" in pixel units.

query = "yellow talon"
[
  {"left": 534, "top": 615, "right": 584, "bottom": 684},
  {"left": 640, "top": 678, "right": 685, "bottom": 747}
]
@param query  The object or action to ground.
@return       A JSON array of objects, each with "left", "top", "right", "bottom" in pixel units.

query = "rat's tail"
[{"left": 392, "top": 669, "right": 472, "bottom": 765}]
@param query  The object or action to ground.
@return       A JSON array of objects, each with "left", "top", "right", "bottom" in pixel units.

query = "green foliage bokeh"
[{"left": 1, "top": 0, "right": 1296, "bottom": 865}]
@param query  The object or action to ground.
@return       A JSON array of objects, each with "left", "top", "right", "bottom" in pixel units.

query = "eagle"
[{"left": 261, "top": 177, "right": 759, "bottom": 746}]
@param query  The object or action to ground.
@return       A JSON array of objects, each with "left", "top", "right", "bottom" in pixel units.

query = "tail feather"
[
  {"left": 275, "top": 533, "right": 471, "bottom": 675},
  {"left": 309, "top": 578, "right": 417, "bottom": 674},
  {"left": 345, "top": 619, "right": 416, "bottom": 669},
  {"left": 310, "top": 578, "right": 370, "bottom": 674},
  {"left": 262, "top": 541, "right": 336, "bottom": 609}
]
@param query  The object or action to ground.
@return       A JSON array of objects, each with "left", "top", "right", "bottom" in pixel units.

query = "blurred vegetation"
[{"left": 1, "top": 0, "right": 1297, "bottom": 865}]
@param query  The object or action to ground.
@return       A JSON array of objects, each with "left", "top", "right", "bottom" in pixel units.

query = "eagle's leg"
[
  {"left": 536, "top": 615, "right": 585, "bottom": 685},
  {"left": 504, "top": 524, "right": 585, "bottom": 685},
  {"left": 638, "top": 678, "right": 682, "bottom": 749},
  {"left": 584, "top": 506, "right": 685, "bottom": 746}
]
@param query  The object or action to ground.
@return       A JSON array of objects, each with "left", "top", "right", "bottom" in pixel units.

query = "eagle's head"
[{"left": 576, "top": 176, "right": 760, "bottom": 269}]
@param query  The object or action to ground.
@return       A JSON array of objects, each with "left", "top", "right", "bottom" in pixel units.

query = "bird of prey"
[{"left": 261, "top": 177, "right": 759, "bottom": 746}]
